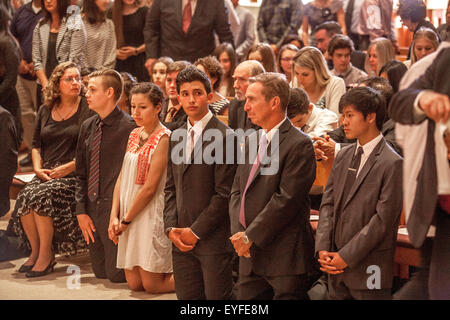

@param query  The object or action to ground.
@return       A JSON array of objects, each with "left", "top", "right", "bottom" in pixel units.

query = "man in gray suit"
[
  {"left": 164, "top": 66, "right": 237, "bottom": 300},
  {"left": 316, "top": 86, "right": 403, "bottom": 300},
  {"left": 229, "top": 72, "right": 316, "bottom": 300}
]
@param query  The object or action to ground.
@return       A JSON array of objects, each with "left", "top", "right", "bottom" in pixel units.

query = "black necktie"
[
  {"left": 345, "top": 0, "right": 355, "bottom": 34},
  {"left": 342, "top": 146, "right": 363, "bottom": 202}
]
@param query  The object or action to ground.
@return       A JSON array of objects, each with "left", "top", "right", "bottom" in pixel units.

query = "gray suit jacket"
[
  {"left": 164, "top": 116, "right": 237, "bottom": 255},
  {"left": 32, "top": 17, "right": 87, "bottom": 76},
  {"left": 229, "top": 119, "right": 316, "bottom": 277},
  {"left": 144, "top": 0, "right": 234, "bottom": 62},
  {"left": 389, "top": 47, "right": 450, "bottom": 248},
  {"left": 316, "top": 139, "right": 403, "bottom": 290}
]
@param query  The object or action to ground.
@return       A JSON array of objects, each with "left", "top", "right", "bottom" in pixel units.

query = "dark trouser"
[
  {"left": 237, "top": 272, "right": 309, "bottom": 300},
  {"left": 394, "top": 206, "right": 450, "bottom": 300},
  {"left": 172, "top": 249, "right": 233, "bottom": 300},
  {"left": 328, "top": 274, "right": 391, "bottom": 300},
  {"left": 87, "top": 199, "right": 125, "bottom": 283},
  {"left": 348, "top": 33, "right": 370, "bottom": 51}
]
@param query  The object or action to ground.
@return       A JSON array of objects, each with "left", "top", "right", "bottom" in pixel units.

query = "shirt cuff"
[
  {"left": 191, "top": 229, "right": 200, "bottom": 240},
  {"left": 413, "top": 91, "right": 427, "bottom": 122},
  {"left": 334, "top": 143, "right": 341, "bottom": 157}
]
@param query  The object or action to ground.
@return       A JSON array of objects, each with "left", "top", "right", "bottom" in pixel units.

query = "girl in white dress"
[{"left": 108, "top": 82, "right": 174, "bottom": 294}]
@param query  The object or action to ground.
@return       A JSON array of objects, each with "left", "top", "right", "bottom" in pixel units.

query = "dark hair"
[
  {"left": 359, "top": 77, "right": 394, "bottom": 107},
  {"left": 397, "top": 0, "right": 427, "bottom": 23},
  {"left": 81, "top": 66, "right": 97, "bottom": 77},
  {"left": 314, "top": 21, "right": 343, "bottom": 37},
  {"left": 176, "top": 66, "right": 212, "bottom": 95},
  {"left": 281, "top": 34, "right": 305, "bottom": 49},
  {"left": 213, "top": 42, "right": 237, "bottom": 97},
  {"left": 89, "top": 69, "right": 124, "bottom": 102},
  {"left": 287, "top": 87, "right": 310, "bottom": 118},
  {"left": 378, "top": 60, "right": 407, "bottom": 93},
  {"left": 150, "top": 56, "right": 174, "bottom": 80},
  {"left": 0, "top": 6, "right": 21, "bottom": 76},
  {"left": 0, "top": 5, "right": 10, "bottom": 33},
  {"left": 40, "top": 0, "right": 70, "bottom": 25},
  {"left": 130, "top": 82, "right": 163, "bottom": 107},
  {"left": 120, "top": 72, "right": 137, "bottom": 113},
  {"left": 167, "top": 60, "right": 191, "bottom": 74},
  {"left": 194, "top": 56, "right": 224, "bottom": 91},
  {"left": 339, "top": 86, "right": 386, "bottom": 131},
  {"left": 328, "top": 34, "right": 354, "bottom": 56},
  {"left": 83, "top": 0, "right": 106, "bottom": 24},
  {"left": 112, "top": 0, "right": 143, "bottom": 48},
  {"left": 246, "top": 43, "right": 278, "bottom": 72},
  {"left": 249, "top": 72, "right": 290, "bottom": 112}
]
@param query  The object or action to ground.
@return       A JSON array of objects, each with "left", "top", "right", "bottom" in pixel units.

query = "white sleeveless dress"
[{"left": 116, "top": 127, "right": 172, "bottom": 273}]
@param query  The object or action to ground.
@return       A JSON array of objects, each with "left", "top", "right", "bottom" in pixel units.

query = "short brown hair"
[
  {"left": 249, "top": 72, "right": 290, "bottom": 112},
  {"left": 166, "top": 60, "right": 191, "bottom": 74},
  {"left": 194, "top": 55, "right": 223, "bottom": 91},
  {"left": 89, "top": 69, "right": 123, "bottom": 103},
  {"left": 328, "top": 34, "right": 354, "bottom": 57}
]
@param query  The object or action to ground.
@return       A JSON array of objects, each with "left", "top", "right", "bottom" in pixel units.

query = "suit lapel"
[
  {"left": 175, "top": 0, "right": 183, "bottom": 33},
  {"left": 182, "top": 116, "right": 217, "bottom": 174},
  {"left": 247, "top": 119, "right": 290, "bottom": 189},
  {"left": 190, "top": 0, "right": 204, "bottom": 33},
  {"left": 56, "top": 19, "right": 67, "bottom": 53},
  {"left": 334, "top": 144, "right": 356, "bottom": 211},
  {"left": 342, "top": 139, "right": 385, "bottom": 209}
]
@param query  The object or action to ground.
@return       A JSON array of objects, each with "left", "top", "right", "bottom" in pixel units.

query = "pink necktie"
[
  {"left": 239, "top": 134, "right": 268, "bottom": 228},
  {"left": 182, "top": 0, "right": 192, "bottom": 34}
]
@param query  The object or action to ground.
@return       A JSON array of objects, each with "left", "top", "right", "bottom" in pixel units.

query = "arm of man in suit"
[
  {"left": 275, "top": 0, "right": 303, "bottom": 49},
  {"left": 336, "top": 157, "right": 403, "bottom": 269},
  {"left": 244, "top": 138, "right": 316, "bottom": 248},
  {"left": 214, "top": 0, "right": 235, "bottom": 47},
  {"left": 189, "top": 131, "right": 238, "bottom": 240},
  {"left": 163, "top": 136, "right": 195, "bottom": 252},
  {"left": 235, "top": 13, "right": 256, "bottom": 59},
  {"left": 74, "top": 122, "right": 96, "bottom": 245},
  {"left": 143, "top": 0, "right": 161, "bottom": 70},
  {"left": 389, "top": 49, "right": 450, "bottom": 125}
]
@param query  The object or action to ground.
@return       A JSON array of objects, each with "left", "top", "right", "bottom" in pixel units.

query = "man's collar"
[{"left": 97, "top": 106, "right": 121, "bottom": 126}]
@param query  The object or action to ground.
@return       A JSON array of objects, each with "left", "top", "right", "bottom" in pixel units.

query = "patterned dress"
[{"left": 116, "top": 126, "right": 173, "bottom": 273}]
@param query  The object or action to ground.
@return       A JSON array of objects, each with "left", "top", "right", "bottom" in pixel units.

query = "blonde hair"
[
  {"left": 411, "top": 27, "right": 439, "bottom": 65},
  {"left": 365, "top": 38, "right": 395, "bottom": 76},
  {"left": 43, "top": 61, "right": 80, "bottom": 108},
  {"left": 292, "top": 46, "right": 331, "bottom": 89}
]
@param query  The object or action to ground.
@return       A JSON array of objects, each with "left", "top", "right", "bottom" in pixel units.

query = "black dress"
[
  {"left": 115, "top": 6, "right": 149, "bottom": 82},
  {"left": 8, "top": 98, "right": 94, "bottom": 255}
]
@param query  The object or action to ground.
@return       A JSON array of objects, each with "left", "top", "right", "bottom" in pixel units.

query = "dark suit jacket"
[
  {"left": 0, "top": 106, "right": 18, "bottom": 217},
  {"left": 228, "top": 98, "right": 260, "bottom": 132},
  {"left": 144, "top": 0, "right": 234, "bottom": 62},
  {"left": 229, "top": 119, "right": 316, "bottom": 277},
  {"left": 316, "top": 139, "right": 403, "bottom": 289},
  {"left": 159, "top": 98, "right": 188, "bottom": 131},
  {"left": 164, "top": 115, "right": 237, "bottom": 255},
  {"left": 389, "top": 47, "right": 450, "bottom": 248}
]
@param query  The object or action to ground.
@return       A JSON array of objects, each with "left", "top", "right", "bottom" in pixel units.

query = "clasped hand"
[
  {"left": 318, "top": 250, "right": 347, "bottom": 275},
  {"left": 108, "top": 217, "right": 128, "bottom": 245},
  {"left": 168, "top": 228, "right": 198, "bottom": 252},
  {"left": 229, "top": 232, "right": 251, "bottom": 258}
]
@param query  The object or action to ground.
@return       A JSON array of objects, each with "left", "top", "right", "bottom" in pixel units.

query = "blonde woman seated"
[
  {"left": 403, "top": 27, "right": 439, "bottom": 69},
  {"left": 364, "top": 37, "right": 395, "bottom": 77},
  {"left": 108, "top": 82, "right": 174, "bottom": 294},
  {"left": 292, "top": 46, "right": 346, "bottom": 116},
  {"left": 194, "top": 55, "right": 230, "bottom": 115}
]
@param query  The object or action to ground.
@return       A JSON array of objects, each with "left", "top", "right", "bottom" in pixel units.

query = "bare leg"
[
  {"left": 138, "top": 268, "right": 175, "bottom": 294},
  {"left": 19, "top": 210, "right": 40, "bottom": 266},
  {"left": 125, "top": 267, "right": 145, "bottom": 291},
  {"left": 32, "top": 212, "right": 54, "bottom": 272}
]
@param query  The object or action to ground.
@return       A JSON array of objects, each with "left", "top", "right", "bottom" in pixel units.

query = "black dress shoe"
[
  {"left": 18, "top": 263, "right": 35, "bottom": 273},
  {"left": 25, "top": 260, "right": 56, "bottom": 278},
  {"left": 19, "top": 153, "right": 32, "bottom": 167}
]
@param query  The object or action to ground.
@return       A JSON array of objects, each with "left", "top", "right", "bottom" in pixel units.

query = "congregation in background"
[{"left": 0, "top": 0, "right": 449, "bottom": 300}]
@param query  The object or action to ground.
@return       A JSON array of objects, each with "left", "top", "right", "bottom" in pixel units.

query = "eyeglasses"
[{"left": 61, "top": 76, "right": 82, "bottom": 84}]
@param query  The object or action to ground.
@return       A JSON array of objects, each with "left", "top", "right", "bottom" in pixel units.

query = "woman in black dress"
[
  {"left": 110, "top": 0, "right": 149, "bottom": 82},
  {"left": 9, "top": 61, "right": 93, "bottom": 278}
]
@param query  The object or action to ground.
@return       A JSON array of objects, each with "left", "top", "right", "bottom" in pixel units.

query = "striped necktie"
[{"left": 88, "top": 121, "right": 103, "bottom": 202}]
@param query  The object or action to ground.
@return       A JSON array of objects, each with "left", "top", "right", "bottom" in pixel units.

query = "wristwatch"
[
  {"left": 165, "top": 227, "right": 174, "bottom": 237},
  {"left": 120, "top": 217, "right": 131, "bottom": 225},
  {"left": 242, "top": 233, "right": 250, "bottom": 244}
]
